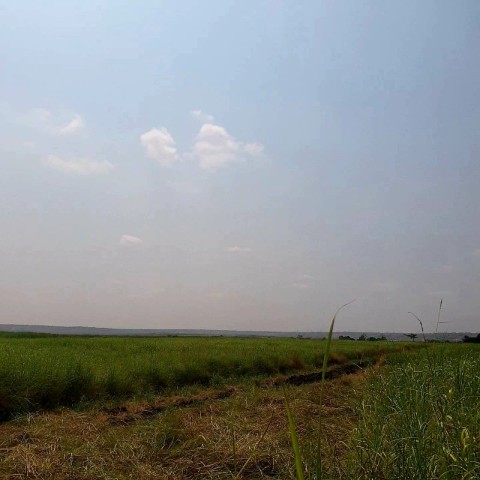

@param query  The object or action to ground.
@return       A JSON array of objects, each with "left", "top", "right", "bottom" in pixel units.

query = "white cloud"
[
  {"left": 301, "top": 274, "right": 315, "bottom": 280},
  {"left": 59, "top": 114, "right": 84, "bottom": 135},
  {"left": 227, "top": 246, "right": 251, "bottom": 253},
  {"left": 140, "top": 127, "right": 178, "bottom": 166},
  {"left": 194, "top": 123, "right": 240, "bottom": 170},
  {"left": 192, "top": 123, "right": 265, "bottom": 170},
  {"left": 143, "top": 113, "right": 265, "bottom": 171},
  {"left": 243, "top": 142, "right": 264, "bottom": 156},
  {"left": 45, "top": 154, "right": 113, "bottom": 176},
  {"left": 22, "top": 108, "right": 85, "bottom": 135},
  {"left": 191, "top": 110, "right": 214, "bottom": 123},
  {"left": 119, "top": 235, "right": 143, "bottom": 247}
]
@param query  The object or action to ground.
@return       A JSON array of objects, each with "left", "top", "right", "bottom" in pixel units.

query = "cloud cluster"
[
  {"left": 20, "top": 107, "right": 104, "bottom": 176},
  {"left": 141, "top": 111, "right": 265, "bottom": 170},
  {"left": 45, "top": 155, "right": 113, "bottom": 176},
  {"left": 22, "top": 105, "right": 264, "bottom": 178}
]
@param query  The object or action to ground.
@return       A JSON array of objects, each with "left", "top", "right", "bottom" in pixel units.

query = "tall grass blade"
[
  {"left": 283, "top": 384, "right": 305, "bottom": 480},
  {"left": 435, "top": 298, "right": 443, "bottom": 334},
  {"left": 315, "top": 299, "right": 356, "bottom": 479}
]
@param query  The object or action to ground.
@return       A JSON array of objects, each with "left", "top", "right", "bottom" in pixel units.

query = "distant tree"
[
  {"left": 404, "top": 333, "right": 418, "bottom": 342},
  {"left": 367, "top": 336, "right": 380, "bottom": 341},
  {"left": 358, "top": 334, "right": 367, "bottom": 341},
  {"left": 339, "top": 335, "right": 355, "bottom": 341},
  {"left": 463, "top": 333, "right": 480, "bottom": 343}
]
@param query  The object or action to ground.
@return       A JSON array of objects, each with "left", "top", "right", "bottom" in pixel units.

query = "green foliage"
[
  {"left": 0, "top": 335, "right": 396, "bottom": 419},
  {"left": 348, "top": 345, "right": 480, "bottom": 479},
  {"left": 463, "top": 333, "right": 480, "bottom": 343}
]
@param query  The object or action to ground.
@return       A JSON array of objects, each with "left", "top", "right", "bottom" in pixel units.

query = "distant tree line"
[
  {"left": 338, "top": 334, "right": 387, "bottom": 341},
  {"left": 463, "top": 333, "right": 480, "bottom": 343}
]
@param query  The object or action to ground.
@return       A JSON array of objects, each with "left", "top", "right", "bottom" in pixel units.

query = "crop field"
[
  {"left": 0, "top": 335, "right": 478, "bottom": 479},
  {"left": 0, "top": 334, "right": 401, "bottom": 419}
]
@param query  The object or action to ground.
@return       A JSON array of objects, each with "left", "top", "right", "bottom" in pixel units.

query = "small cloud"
[
  {"left": 119, "top": 235, "right": 143, "bottom": 247},
  {"left": 140, "top": 127, "right": 178, "bottom": 166},
  {"left": 301, "top": 274, "right": 315, "bottom": 280},
  {"left": 45, "top": 154, "right": 113, "bottom": 176},
  {"left": 227, "top": 246, "right": 251, "bottom": 253},
  {"left": 22, "top": 108, "right": 85, "bottom": 135},
  {"left": 194, "top": 123, "right": 240, "bottom": 170},
  {"left": 192, "top": 122, "right": 265, "bottom": 170},
  {"left": 292, "top": 282, "right": 309, "bottom": 289},
  {"left": 191, "top": 110, "right": 214, "bottom": 123},
  {"left": 59, "top": 114, "right": 84, "bottom": 135},
  {"left": 243, "top": 142, "right": 264, "bottom": 156}
]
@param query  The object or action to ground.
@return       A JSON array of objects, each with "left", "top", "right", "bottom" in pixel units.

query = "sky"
[{"left": 0, "top": 0, "right": 479, "bottom": 333}]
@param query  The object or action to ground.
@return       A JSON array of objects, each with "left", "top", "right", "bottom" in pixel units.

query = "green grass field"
[
  {"left": 346, "top": 344, "right": 480, "bottom": 479},
  {"left": 0, "top": 334, "right": 478, "bottom": 479},
  {"left": 283, "top": 342, "right": 480, "bottom": 479},
  {"left": 0, "top": 333, "right": 403, "bottom": 419}
]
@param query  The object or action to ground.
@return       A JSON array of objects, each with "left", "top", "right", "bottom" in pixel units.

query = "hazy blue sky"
[{"left": 1, "top": 1, "right": 479, "bottom": 332}]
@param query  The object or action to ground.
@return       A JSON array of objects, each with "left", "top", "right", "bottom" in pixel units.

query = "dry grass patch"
[{"left": 0, "top": 374, "right": 361, "bottom": 479}]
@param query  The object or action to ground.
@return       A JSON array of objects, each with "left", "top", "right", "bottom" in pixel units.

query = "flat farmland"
[
  {"left": 0, "top": 336, "right": 478, "bottom": 479},
  {"left": 0, "top": 334, "right": 401, "bottom": 419}
]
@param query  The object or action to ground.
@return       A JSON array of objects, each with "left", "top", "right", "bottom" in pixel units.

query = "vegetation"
[
  {"left": 348, "top": 345, "right": 480, "bottom": 479},
  {"left": 463, "top": 333, "right": 480, "bottom": 343},
  {"left": 0, "top": 334, "right": 399, "bottom": 419},
  {"left": 0, "top": 333, "right": 477, "bottom": 479}
]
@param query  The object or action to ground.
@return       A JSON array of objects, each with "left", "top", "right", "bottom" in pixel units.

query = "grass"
[
  {"left": 283, "top": 300, "right": 356, "bottom": 479},
  {"left": 0, "top": 365, "right": 360, "bottom": 479},
  {"left": 1, "top": 332, "right": 476, "bottom": 479},
  {"left": 348, "top": 344, "right": 480, "bottom": 479},
  {"left": 282, "top": 341, "right": 480, "bottom": 479},
  {"left": 0, "top": 333, "right": 400, "bottom": 419}
]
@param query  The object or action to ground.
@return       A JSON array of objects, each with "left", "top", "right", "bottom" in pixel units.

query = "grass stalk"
[
  {"left": 283, "top": 384, "right": 305, "bottom": 480},
  {"left": 315, "top": 300, "right": 356, "bottom": 479}
]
